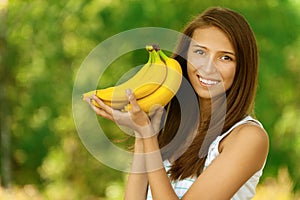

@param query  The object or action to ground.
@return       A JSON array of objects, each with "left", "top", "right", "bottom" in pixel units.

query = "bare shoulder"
[
  {"left": 220, "top": 122, "right": 269, "bottom": 170},
  {"left": 183, "top": 122, "right": 269, "bottom": 199},
  {"left": 239, "top": 123, "right": 268, "bottom": 147},
  {"left": 220, "top": 122, "right": 269, "bottom": 151}
]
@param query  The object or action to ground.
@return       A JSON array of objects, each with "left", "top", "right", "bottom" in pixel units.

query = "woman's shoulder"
[
  {"left": 219, "top": 119, "right": 269, "bottom": 170},
  {"left": 228, "top": 122, "right": 268, "bottom": 147},
  {"left": 220, "top": 116, "right": 268, "bottom": 150}
]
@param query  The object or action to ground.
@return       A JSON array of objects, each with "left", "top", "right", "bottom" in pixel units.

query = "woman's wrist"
[
  {"left": 134, "top": 136, "right": 144, "bottom": 153},
  {"left": 143, "top": 137, "right": 164, "bottom": 171},
  {"left": 143, "top": 135, "right": 160, "bottom": 153}
]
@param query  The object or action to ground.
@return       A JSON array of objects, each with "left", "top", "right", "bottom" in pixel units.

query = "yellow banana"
[
  {"left": 82, "top": 45, "right": 168, "bottom": 108},
  {"left": 124, "top": 48, "right": 182, "bottom": 112}
]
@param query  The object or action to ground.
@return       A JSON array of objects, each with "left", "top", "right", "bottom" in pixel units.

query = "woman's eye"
[
  {"left": 194, "top": 49, "right": 205, "bottom": 55},
  {"left": 221, "top": 55, "right": 233, "bottom": 61}
]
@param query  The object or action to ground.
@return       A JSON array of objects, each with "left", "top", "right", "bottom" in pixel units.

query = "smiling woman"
[
  {"left": 187, "top": 26, "right": 237, "bottom": 99},
  {"left": 86, "top": 6, "right": 269, "bottom": 200}
]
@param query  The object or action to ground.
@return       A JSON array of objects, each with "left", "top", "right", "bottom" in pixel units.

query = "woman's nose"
[{"left": 200, "top": 56, "right": 217, "bottom": 74}]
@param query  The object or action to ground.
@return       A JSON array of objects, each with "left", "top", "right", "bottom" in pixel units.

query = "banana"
[
  {"left": 82, "top": 45, "right": 168, "bottom": 109},
  {"left": 83, "top": 44, "right": 182, "bottom": 113},
  {"left": 124, "top": 48, "right": 182, "bottom": 112}
]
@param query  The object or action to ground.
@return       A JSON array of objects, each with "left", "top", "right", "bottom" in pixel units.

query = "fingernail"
[
  {"left": 126, "top": 89, "right": 132, "bottom": 97},
  {"left": 159, "top": 106, "right": 164, "bottom": 112},
  {"left": 86, "top": 97, "right": 92, "bottom": 104}
]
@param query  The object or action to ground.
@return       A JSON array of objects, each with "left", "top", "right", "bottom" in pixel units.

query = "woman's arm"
[
  {"left": 123, "top": 92, "right": 179, "bottom": 200},
  {"left": 182, "top": 124, "right": 269, "bottom": 200},
  {"left": 142, "top": 136, "right": 179, "bottom": 200},
  {"left": 87, "top": 91, "right": 176, "bottom": 199},
  {"left": 124, "top": 138, "right": 148, "bottom": 200},
  {"left": 137, "top": 121, "right": 268, "bottom": 200}
]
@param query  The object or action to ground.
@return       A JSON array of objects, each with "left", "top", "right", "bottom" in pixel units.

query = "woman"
[{"left": 86, "top": 7, "right": 269, "bottom": 200}]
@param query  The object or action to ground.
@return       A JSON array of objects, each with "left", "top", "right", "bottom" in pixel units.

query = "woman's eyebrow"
[
  {"left": 192, "top": 44, "right": 235, "bottom": 56},
  {"left": 192, "top": 44, "right": 207, "bottom": 49},
  {"left": 220, "top": 50, "right": 236, "bottom": 56}
]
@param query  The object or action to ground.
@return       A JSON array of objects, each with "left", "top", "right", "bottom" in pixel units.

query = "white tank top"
[{"left": 146, "top": 116, "right": 266, "bottom": 200}]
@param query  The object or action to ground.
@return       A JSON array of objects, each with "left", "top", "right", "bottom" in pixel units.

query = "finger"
[
  {"left": 86, "top": 95, "right": 115, "bottom": 121},
  {"left": 84, "top": 96, "right": 94, "bottom": 104},
  {"left": 126, "top": 89, "right": 141, "bottom": 113},
  {"left": 87, "top": 100, "right": 115, "bottom": 121},
  {"left": 150, "top": 106, "right": 164, "bottom": 133},
  {"left": 93, "top": 106, "right": 115, "bottom": 121},
  {"left": 92, "top": 95, "right": 114, "bottom": 116},
  {"left": 148, "top": 104, "right": 163, "bottom": 117},
  {"left": 92, "top": 95, "right": 129, "bottom": 124},
  {"left": 151, "top": 106, "right": 164, "bottom": 121}
]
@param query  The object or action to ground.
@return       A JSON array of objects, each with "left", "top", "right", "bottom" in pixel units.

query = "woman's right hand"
[{"left": 85, "top": 89, "right": 164, "bottom": 139}]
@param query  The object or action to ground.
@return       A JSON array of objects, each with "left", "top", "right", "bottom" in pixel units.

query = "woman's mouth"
[{"left": 198, "top": 76, "right": 220, "bottom": 86}]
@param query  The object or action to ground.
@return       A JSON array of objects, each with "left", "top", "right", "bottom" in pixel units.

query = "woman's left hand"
[{"left": 85, "top": 89, "right": 164, "bottom": 138}]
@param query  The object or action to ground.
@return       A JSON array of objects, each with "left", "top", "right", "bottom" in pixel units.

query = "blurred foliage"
[{"left": 0, "top": 0, "right": 300, "bottom": 199}]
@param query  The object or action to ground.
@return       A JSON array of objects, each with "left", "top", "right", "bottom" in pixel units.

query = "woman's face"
[{"left": 187, "top": 26, "right": 237, "bottom": 100}]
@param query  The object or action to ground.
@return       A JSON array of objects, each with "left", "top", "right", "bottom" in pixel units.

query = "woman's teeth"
[{"left": 199, "top": 77, "right": 219, "bottom": 85}]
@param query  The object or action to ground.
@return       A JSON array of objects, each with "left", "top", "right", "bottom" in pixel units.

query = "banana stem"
[
  {"left": 152, "top": 50, "right": 162, "bottom": 63},
  {"left": 157, "top": 50, "right": 169, "bottom": 62},
  {"left": 152, "top": 44, "right": 160, "bottom": 51},
  {"left": 146, "top": 45, "right": 154, "bottom": 52},
  {"left": 147, "top": 50, "right": 153, "bottom": 63}
]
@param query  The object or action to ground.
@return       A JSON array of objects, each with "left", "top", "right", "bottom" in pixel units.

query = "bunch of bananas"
[{"left": 82, "top": 44, "right": 182, "bottom": 113}]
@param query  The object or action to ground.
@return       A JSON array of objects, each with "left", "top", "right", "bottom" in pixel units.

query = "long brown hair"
[{"left": 158, "top": 7, "right": 259, "bottom": 180}]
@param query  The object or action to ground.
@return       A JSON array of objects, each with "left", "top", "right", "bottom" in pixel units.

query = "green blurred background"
[{"left": 1, "top": 0, "right": 300, "bottom": 199}]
